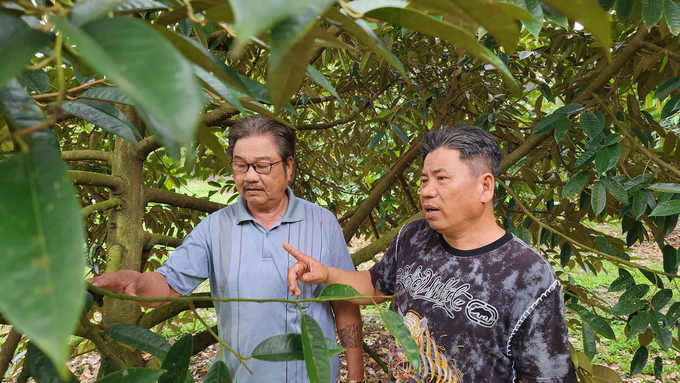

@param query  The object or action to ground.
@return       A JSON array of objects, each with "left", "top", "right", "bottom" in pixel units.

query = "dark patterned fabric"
[{"left": 369, "top": 219, "right": 577, "bottom": 383}]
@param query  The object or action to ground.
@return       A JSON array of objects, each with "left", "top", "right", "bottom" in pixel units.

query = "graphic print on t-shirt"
[
  {"left": 389, "top": 310, "right": 463, "bottom": 382},
  {"left": 396, "top": 263, "right": 499, "bottom": 328}
]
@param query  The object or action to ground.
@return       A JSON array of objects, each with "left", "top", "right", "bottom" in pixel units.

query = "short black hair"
[
  {"left": 420, "top": 124, "right": 502, "bottom": 178},
  {"left": 226, "top": 115, "right": 295, "bottom": 170}
]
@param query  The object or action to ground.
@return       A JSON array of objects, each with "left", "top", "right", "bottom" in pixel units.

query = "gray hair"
[
  {"left": 226, "top": 115, "right": 296, "bottom": 170},
  {"left": 420, "top": 124, "right": 502, "bottom": 178}
]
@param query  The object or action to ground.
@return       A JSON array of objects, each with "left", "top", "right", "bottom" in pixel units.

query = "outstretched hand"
[
  {"left": 87, "top": 270, "right": 142, "bottom": 297},
  {"left": 284, "top": 243, "right": 329, "bottom": 296}
]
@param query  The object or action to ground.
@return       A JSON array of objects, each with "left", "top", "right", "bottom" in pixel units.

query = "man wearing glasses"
[{"left": 89, "top": 116, "right": 365, "bottom": 383}]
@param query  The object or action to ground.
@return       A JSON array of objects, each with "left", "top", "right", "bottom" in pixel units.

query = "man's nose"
[
  {"left": 243, "top": 166, "right": 260, "bottom": 181},
  {"left": 420, "top": 182, "right": 436, "bottom": 198}
]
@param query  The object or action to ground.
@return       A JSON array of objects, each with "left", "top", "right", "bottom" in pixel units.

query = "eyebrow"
[
  {"left": 421, "top": 168, "right": 449, "bottom": 176},
  {"left": 233, "top": 154, "right": 275, "bottom": 161}
]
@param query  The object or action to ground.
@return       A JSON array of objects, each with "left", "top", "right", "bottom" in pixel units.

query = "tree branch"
[
  {"left": 351, "top": 211, "right": 423, "bottom": 265},
  {"left": 0, "top": 328, "right": 22, "bottom": 380},
  {"left": 640, "top": 41, "right": 680, "bottom": 64},
  {"left": 138, "top": 296, "right": 214, "bottom": 329},
  {"left": 71, "top": 170, "right": 124, "bottom": 192},
  {"left": 146, "top": 188, "right": 226, "bottom": 213},
  {"left": 192, "top": 325, "right": 219, "bottom": 356},
  {"left": 32, "top": 79, "right": 110, "bottom": 101},
  {"left": 135, "top": 136, "right": 160, "bottom": 160},
  {"left": 143, "top": 232, "right": 184, "bottom": 250},
  {"left": 62, "top": 150, "right": 113, "bottom": 162},
  {"left": 82, "top": 198, "right": 121, "bottom": 218},
  {"left": 78, "top": 313, "right": 127, "bottom": 370}
]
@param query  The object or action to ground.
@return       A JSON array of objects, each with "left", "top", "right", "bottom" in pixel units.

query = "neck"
[
  {"left": 248, "top": 193, "right": 289, "bottom": 230},
  {"left": 440, "top": 214, "right": 505, "bottom": 251}
]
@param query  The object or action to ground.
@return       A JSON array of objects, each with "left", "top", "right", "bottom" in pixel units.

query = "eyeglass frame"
[{"left": 231, "top": 160, "right": 282, "bottom": 174}]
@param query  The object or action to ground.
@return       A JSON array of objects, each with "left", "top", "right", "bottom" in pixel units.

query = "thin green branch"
[
  {"left": 498, "top": 182, "right": 680, "bottom": 280},
  {"left": 81, "top": 198, "right": 121, "bottom": 218},
  {"left": 54, "top": 34, "right": 65, "bottom": 108},
  {"left": 188, "top": 302, "right": 252, "bottom": 374}
]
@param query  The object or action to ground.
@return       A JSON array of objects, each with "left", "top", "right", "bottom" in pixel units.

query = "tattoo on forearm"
[{"left": 338, "top": 324, "right": 362, "bottom": 349}]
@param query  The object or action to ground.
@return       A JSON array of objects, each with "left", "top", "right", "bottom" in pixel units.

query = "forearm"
[
  {"left": 332, "top": 301, "right": 365, "bottom": 381},
  {"left": 135, "top": 272, "right": 180, "bottom": 308},
  {"left": 326, "top": 269, "right": 388, "bottom": 305}
]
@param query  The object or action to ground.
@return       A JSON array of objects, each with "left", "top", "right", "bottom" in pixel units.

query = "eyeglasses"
[{"left": 232, "top": 160, "right": 282, "bottom": 174}]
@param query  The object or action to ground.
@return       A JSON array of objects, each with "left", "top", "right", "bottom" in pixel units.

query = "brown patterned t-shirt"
[{"left": 369, "top": 219, "right": 577, "bottom": 383}]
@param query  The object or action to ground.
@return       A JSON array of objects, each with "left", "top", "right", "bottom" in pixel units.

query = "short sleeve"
[
  {"left": 156, "top": 217, "right": 212, "bottom": 296},
  {"left": 511, "top": 283, "right": 577, "bottom": 383},
  {"left": 368, "top": 225, "right": 404, "bottom": 296},
  {"left": 324, "top": 212, "right": 355, "bottom": 272}
]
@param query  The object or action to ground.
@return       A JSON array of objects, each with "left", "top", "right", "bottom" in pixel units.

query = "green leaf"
[
  {"left": 641, "top": 269, "right": 664, "bottom": 289},
  {"left": 268, "top": 6, "right": 328, "bottom": 70},
  {"left": 660, "top": 94, "right": 680, "bottom": 119},
  {"left": 562, "top": 171, "right": 590, "bottom": 199},
  {"left": 580, "top": 113, "right": 604, "bottom": 138},
  {"left": 654, "top": 356, "right": 663, "bottom": 378},
  {"left": 306, "top": 65, "right": 344, "bottom": 107},
  {"left": 641, "top": 0, "right": 665, "bottom": 27},
  {"left": 0, "top": 78, "right": 45, "bottom": 129},
  {"left": 598, "top": 0, "right": 616, "bottom": 10},
  {"left": 95, "top": 368, "right": 166, "bottom": 383},
  {"left": 633, "top": 190, "right": 651, "bottom": 218},
  {"left": 300, "top": 314, "right": 331, "bottom": 383},
  {"left": 629, "top": 311, "right": 651, "bottom": 336},
  {"left": 532, "top": 113, "right": 569, "bottom": 135},
  {"left": 319, "top": 284, "right": 362, "bottom": 299},
  {"left": 541, "top": 0, "right": 611, "bottom": 49},
  {"left": 630, "top": 346, "right": 649, "bottom": 376},
  {"left": 621, "top": 284, "right": 651, "bottom": 302},
  {"left": 568, "top": 304, "right": 617, "bottom": 340},
  {"left": 555, "top": 104, "right": 585, "bottom": 116},
  {"left": 521, "top": 0, "right": 544, "bottom": 39},
  {"left": 609, "top": 270, "right": 635, "bottom": 292},
  {"left": 251, "top": 333, "right": 345, "bottom": 361},
  {"left": 0, "top": 14, "right": 51, "bottom": 89},
  {"left": 651, "top": 319, "right": 672, "bottom": 351},
  {"left": 662, "top": 245, "right": 678, "bottom": 275},
  {"left": 79, "top": 87, "right": 133, "bottom": 105},
  {"left": 652, "top": 289, "right": 674, "bottom": 310},
  {"left": 591, "top": 181, "right": 607, "bottom": 215},
  {"left": 560, "top": 243, "right": 572, "bottom": 267},
  {"left": 553, "top": 116, "right": 572, "bottom": 142},
  {"left": 647, "top": 183, "right": 680, "bottom": 193},
  {"left": 540, "top": 83, "right": 552, "bottom": 100},
  {"left": 650, "top": 200, "right": 680, "bottom": 217},
  {"left": 202, "top": 361, "right": 232, "bottom": 383},
  {"left": 362, "top": 5, "right": 517, "bottom": 85},
  {"left": 594, "top": 143, "right": 621, "bottom": 175},
  {"left": 582, "top": 321, "right": 596, "bottom": 359},
  {"left": 624, "top": 174, "right": 655, "bottom": 193},
  {"left": 380, "top": 308, "right": 420, "bottom": 374},
  {"left": 573, "top": 148, "right": 598, "bottom": 171},
  {"left": 193, "top": 66, "right": 245, "bottom": 114},
  {"left": 69, "top": 0, "right": 128, "bottom": 26},
  {"left": 267, "top": 36, "right": 316, "bottom": 111},
  {"left": 0, "top": 91, "right": 85, "bottom": 378},
  {"left": 666, "top": 0, "right": 680, "bottom": 35},
  {"left": 52, "top": 16, "right": 202, "bottom": 158},
  {"left": 324, "top": 8, "right": 404, "bottom": 74},
  {"left": 113, "top": 0, "right": 168, "bottom": 14},
  {"left": 391, "top": 124, "right": 409, "bottom": 144},
  {"left": 105, "top": 324, "right": 171, "bottom": 361},
  {"left": 616, "top": 0, "right": 635, "bottom": 21},
  {"left": 654, "top": 76, "right": 680, "bottom": 99},
  {"left": 159, "top": 335, "right": 193, "bottom": 383},
  {"left": 600, "top": 177, "right": 629, "bottom": 204},
  {"left": 27, "top": 343, "right": 79, "bottom": 383},
  {"left": 612, "top": 298, "right": 647, "bottom": 316},
  {"left": 61, "top": 100, "right": 139, "bottom": 144},
  {"left": 368, "top": 131, "right": 386, "bottom": 150},
  {"left": 19, "top": 69, "right": 50, "bottom": 94}
]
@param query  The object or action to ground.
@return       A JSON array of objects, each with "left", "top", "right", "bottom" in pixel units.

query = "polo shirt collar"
[{"left": 234, "top": 187, "right": 304, "bottom": 224}]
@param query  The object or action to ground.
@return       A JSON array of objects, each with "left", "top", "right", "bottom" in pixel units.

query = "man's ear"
[
  {"left": 479, "top": 173, "right": 495, "bottom": 203},
  {"left": 286, "top": 157, "right": 294, "bottom": 179}
]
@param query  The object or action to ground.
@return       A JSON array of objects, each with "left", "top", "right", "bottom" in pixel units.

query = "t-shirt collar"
[{"left": 235, "top": 186, "right": 303, "bottom": 224}]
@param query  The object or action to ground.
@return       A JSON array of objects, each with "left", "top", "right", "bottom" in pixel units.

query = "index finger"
[{"left": 282, "top": 243, "right": 308, "bottom": 261}]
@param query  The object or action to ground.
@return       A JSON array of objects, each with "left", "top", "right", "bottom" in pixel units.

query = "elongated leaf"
[
  {"left": 0, "top": 84, "right": 85, "bottom": 376},
  {"left": 319, "top": 284, "right": 362, "bottom": 299},
  {"left": 521, "top": 0, "right": 544, "bottom": 39},
  {"left": 79, "top": 87, "right": 133, "bottom": 104},
  {"left": 580, "top": 112, "right": 604, "bottom": 137},
  {"left": 633, "top": 190, "right": 651, "bottom": 218},
  {"left": 609, "top": 271, "right": 635, "bottom": 292},
  {"left": 612, "top": 298, "right": 647, "bottom": 316},
  {"left": 27, "top": 344, "right": 79, "bottom": 383},
  {"left": 202, "top": 361, "right": 232, "bottom": 383},
  {"left": 159, "top": 335, "right": 193, "bottom": 383},
  {"left": 193, "top": 66, "right": 245, "bottom": 113},
  {"left": 601, "top": 177, "right": 629, "bottom": 203},
  {"left": 61, "top": 100, "right": 138, "bottom": 144},
  {"left": 95, "top": 368, "right": 166, "bottom": 383},
  {"left": 650, "top": 200, "right": 680, "bottom": 217},
  {"left": 662, "top": 245, "right": 679, "bottom": 275},
  {"left": 666, "top": 0, "right": 680, "bottom": 35},
  {"left": 661, "top": 94, "right": 680, "bottom": 119},
  {"left": 642, "top": 0, "right": 665, "bottom": 27},
  {"left": 616, "top": 0, "right": 635, "bottom": 21},
  {"left": 625, "top": 174, "right": 655, "bottom": 193},
  {"left": 113, "top": 0, "right": 168, "bottom": 13},
  {"left": 196, "top": 124, "right": 231, "bottom": 168},
  {"left": 105, "top": 324, "right": 171, "bottom": 361},
  {"left": 553, "top": 117, "right": 571, "bottom": 142},
  {"left": 19, "top": 69, "right": 50, "bottom": 94},
  {"left": 654, "top": 77, "right": 680, "bottom": 100},
  {"left": 268, "top": 35, "right": 316, "bottom": 111},
  {"left": 230, "top": 0, "right": 336, "bottom": 49},
  {"left": 307, "top": 65, "right": 345, "bottom": 107},
  {"left": 324, "top": 8, "right": 404, "bottom": 73},
  {"left": 555, "top": 104, "right": 585, "bottom": 115},
  {"left": 560, "top": 242, "right": 572, "bottom": 267},
  {"left": 251, "top": 333, "right": 345, "bottom": 361},
  {"left": 582, "top": 321, "right": 596, "bottom": 359},
  {"left": 532, "top": 113, "right": 569, "bottom": 135},
  {"left": 647, "top": 183, "right": 680, "bottom": 193},
  {"left": 1, "top": 78, "right": 45, "bottom": 129},
  {"left": 563, "top": 171, "right": 590, "bottom": 199},
  {"left": 629, "top": 311, "right": 651, "bottom": 335},
  {"left": 269, "top": 7, "right": 326, "bottom": 70},
  {"left": 594, "top": 143, "right": 621, "bottom": 175},
  {"left": 652, "top": 288, "right": 673, "bottom": 310},
  {"left": 300, "top": 314, "right": 330, "bottom": 383},
  {"left": 361, "top": 5, "right": 517, "bottom": 85},
  {"left": 52, "top": 16, "right": 202, "bottom": 158},
  {"left": 380, "top": 308, "right": 419, "bottom": 374},
  {"left": 0, "top": 14, "right": 51, "bottom": 89},
  {"left": 573, "top": 148, "right": 598, "bottom": 171},
  {"left": 593, "top": 365, "right": 624, "bottom": 383},
  {"left": 651, "top": 319, "right": 672, "bottom": 351},
  {"left": 591, "top": 181, "right": 607, "bottom": 215},
  {"left": 541, "top": 0, "right": 611, "bottom": 50},
  {"left": 69, "top": 0, "right": 128, "bottom": 26}
]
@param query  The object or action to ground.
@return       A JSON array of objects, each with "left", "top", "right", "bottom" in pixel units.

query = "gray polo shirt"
[{"left": 157, "top": 188, "right": 354, "bottom": 382}]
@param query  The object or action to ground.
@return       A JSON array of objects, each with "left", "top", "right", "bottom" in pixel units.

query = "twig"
[
  {"left": 593, "top": 94, "right": 680, "bottom": 180},
  {"left": 0, "top": 328, "right": 22, "bottom": 379},
  {"left": 640, "top": 41, "right": 680, "bottom": 64},
  {"left": 32, "top": 79, "right": 109, "bottom": 101},
  {"left": 78, "top": 313, "right": 127, "bottom": 370},
  {"left": 363, "top": 342, "right": 388, "bottom": 373},
  {"left": 188, "top": 302, "right": 252, "bottom": 374},
  {"left": 81, "top": 198, "right": 121, "bottom": 219},
  {"left": 0, "top": 113, "right": 60, "bottom": 145}
]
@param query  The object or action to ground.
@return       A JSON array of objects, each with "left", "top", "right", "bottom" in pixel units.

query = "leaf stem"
[{"left": 54, "top": 34, "right": 65, "bottom": 108}]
